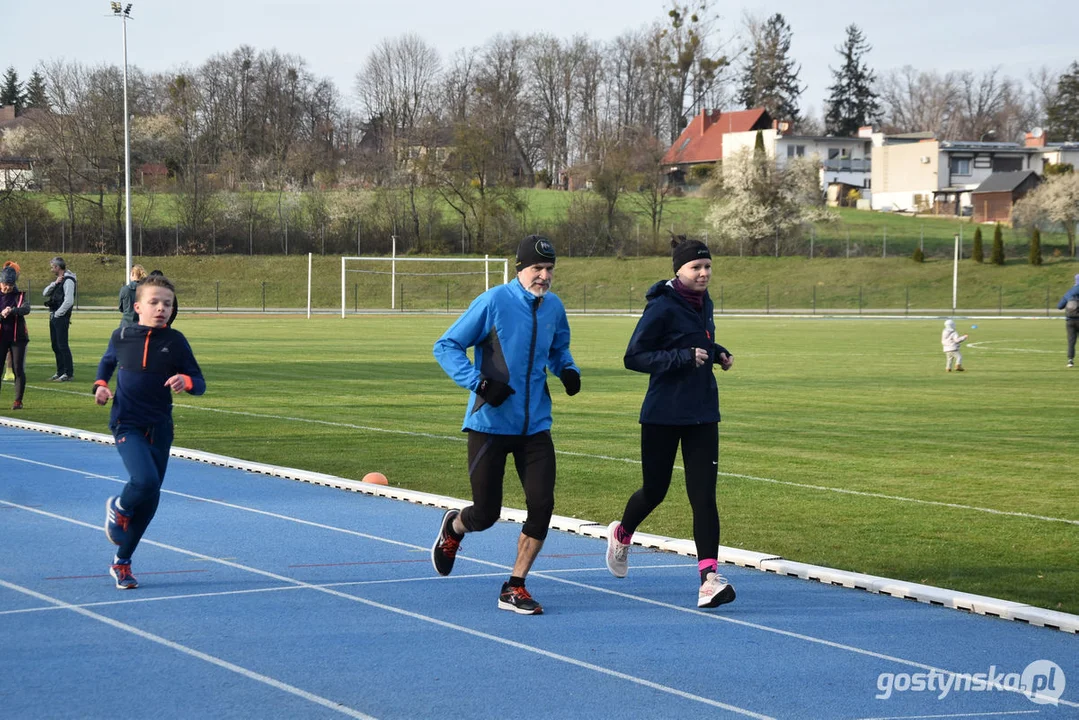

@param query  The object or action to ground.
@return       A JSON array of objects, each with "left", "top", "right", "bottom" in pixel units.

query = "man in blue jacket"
[
  {"left": 1057, "top": 273, "right": 1079, "bottom": 368},
  {"left": 432, "top": 235, "right": 580, "bottom": 615}
]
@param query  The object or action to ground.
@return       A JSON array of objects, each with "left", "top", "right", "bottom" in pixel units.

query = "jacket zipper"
[
  {"left": 142, "top": 330, "right": 152, "bottom": 368},
  {"left": 522, "top": 297, "right": 540, "bottom": 434}
]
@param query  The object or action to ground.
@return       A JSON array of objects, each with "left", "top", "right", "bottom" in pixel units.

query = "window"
[
  {"left": 949, "top": 157, "right": 971, "bottom": 176},
  {"left": 993, "top": 156, "right": 1022, "bottom": 172},
  {"left": 828, "top": 148, "right": 840, "bottom": 160},
  {"left": 786, "top": 145, "right": 806, "bottom": 158}
]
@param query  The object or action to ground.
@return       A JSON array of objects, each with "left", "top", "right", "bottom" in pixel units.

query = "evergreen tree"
[
  {"left": 754, "top": 129, "right": 766, "bottom": 154},
  {"left": 990, "top": 223, "right": 1005, "bottom": 265},
  {"left": 737, "top": 13, "right": 804, "bottom": 123},
  {"left": 824, "top": 25, "right": 881, "bottom": 137},
  {"left": 1047, "top": 61, "right": 1079, "bottom": 142},
  {"left": 971, "top": 227, "right": 983, "bottom": 263},
  {"left": 24, "top": 70, "right": 48, "bottom": 111},
  {"left": 1029, "top": 227, "right": 1043, "bottom": 266},
  {"left": 911, "top": 246, "right": 924, "bottom": 263},
  {"left": 0, "top": 66, "right": 25, "bottom": 113}
]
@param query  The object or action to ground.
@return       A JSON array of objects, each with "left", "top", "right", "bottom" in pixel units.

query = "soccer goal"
[{"left": 340, "top": 253, "right": 509, "bottom": 316}]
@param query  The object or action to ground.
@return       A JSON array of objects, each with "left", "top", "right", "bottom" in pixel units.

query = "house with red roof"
[{"left": 662, "top": 107, "right": 773, "bottom": 185}]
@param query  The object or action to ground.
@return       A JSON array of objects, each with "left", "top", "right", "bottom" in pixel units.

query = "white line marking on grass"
[
  {"left": 0, "top": 577, "right": 377, "bottom": 720},
  {"left": 3, "top": 498, "right": 1075, "bottom": 710},
  {"left": 966, "top": 340, "right": 1055, "bottom": 354},
  {"left": 4, "top": 408, "right": 1077, "bottom": 527},
  {"left": 1, "top": 502, "right": 773, "bottom": 720}
]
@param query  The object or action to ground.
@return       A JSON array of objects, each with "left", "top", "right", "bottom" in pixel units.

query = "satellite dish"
[{"left": 1032, "top": 127, "right": 1044, "bottom": 138}]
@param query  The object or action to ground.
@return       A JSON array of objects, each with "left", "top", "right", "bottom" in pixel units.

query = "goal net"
[{"left": 340, "top": 255, "right": 509, "bottom": 315}]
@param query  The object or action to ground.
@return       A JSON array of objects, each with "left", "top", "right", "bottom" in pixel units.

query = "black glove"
[
  {"left": 560, "top": 368, "right": 580, "bottom": 396},
  {"left": 477, "top": 377, "right": 514, "bottom": 407}
]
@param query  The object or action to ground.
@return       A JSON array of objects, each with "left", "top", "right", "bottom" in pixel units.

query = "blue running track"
[{"left": 1, "top": 424, "right": 1075, "bottom": 719}]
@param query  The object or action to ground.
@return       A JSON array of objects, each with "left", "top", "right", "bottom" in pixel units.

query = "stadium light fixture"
[{"left": 110, "top": 2, "right": 134, "bottom": 280}]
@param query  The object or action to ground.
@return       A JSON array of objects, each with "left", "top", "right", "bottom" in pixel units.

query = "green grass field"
[{"left": 5, "top": 311, "right": 1077, "bottom": 615}]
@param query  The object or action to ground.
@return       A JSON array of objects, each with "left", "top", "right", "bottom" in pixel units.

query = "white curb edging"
[{"left": 3, "top": 416, "right": 1075, "bottom": 634}]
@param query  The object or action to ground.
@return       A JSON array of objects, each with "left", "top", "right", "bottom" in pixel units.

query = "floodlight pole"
[
  {"left": 952, "top": 233, "right": 959, "bottom": 315},
  {"left": 112, "top": 3, "right": 134, "bottom": 281}
]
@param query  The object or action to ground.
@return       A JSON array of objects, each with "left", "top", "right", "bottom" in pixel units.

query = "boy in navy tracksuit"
[
  {"left": 94, "top": 274, "right": 206, "bottom": 589},
  {"left": 605, "top": 237, "right": 737, "bottom": 609}
]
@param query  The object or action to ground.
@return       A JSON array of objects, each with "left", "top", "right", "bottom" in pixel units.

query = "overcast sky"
[{"left": 5, "top": 0, "right": 1078, "bottom": 118}]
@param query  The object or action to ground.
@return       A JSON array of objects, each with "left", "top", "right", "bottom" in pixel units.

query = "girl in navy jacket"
[
  {"left": 605, "top": 238, "right": 737, "bottom": 609},
  {"left": 0, "top": 264, "right": 30, "bottom": 409}
]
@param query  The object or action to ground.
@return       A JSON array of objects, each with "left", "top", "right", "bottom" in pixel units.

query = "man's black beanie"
[{"left": 516, "top": 235, "right": 557, "bottom": 271}]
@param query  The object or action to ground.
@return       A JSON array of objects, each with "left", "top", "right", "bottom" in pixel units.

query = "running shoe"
[
  {"left": 431, "top": 509, "right": 462, "bottom": 576},
  {"left": 698, "top": 573, "right": 736, "bottom": 608},
  {"left": 105, "top": 496, "right": 131, "bottom": 546},
  {"left": 110, "top": 562, "right": 138, "bottom": 590},
  {"left": 605, "top": 521, "right": 629, "bottom": 578},
  {"left": 498, "top": 582, "right": 543, "bottom": 615}
]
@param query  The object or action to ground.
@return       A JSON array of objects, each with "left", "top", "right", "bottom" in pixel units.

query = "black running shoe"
[
  {"left": 498, "top": 582, "right": 543, "bottom": 615},
  {"left": 431, "top": 509, "right": 461, "bottom": 576}
]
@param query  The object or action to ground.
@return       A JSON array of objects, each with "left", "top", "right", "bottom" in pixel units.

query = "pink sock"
[
  {"left": 698, "top": 559, "right": 718, "bottom": 575},
  {"left": 615, "top": 524, "right": 633, "bottom": 545}
]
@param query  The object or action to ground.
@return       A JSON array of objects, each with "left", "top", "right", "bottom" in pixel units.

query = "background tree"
[
  {"left": 971, "top": 226, "right": 983, "bottom": 263},
  {"left": 660, "top": 2, "right": 729, "bottom": 142},
  {"left": 0, "top": 67, "right": 25, "bottom": 112},
  {"left": 1013, "top": 172, "right": 1079, "bottom": 258},
  {"left": 879, "top": 67, "right": 961, "bottom": 136},
  {"left": 24, "top": 70, "right": 48, "bottom": 111},
  {"left": 706, "top": 147, "right": 833, "bottom": 255},
  {"left": 824, "top": 24, "right": 880, "bottom": 136},
  {"left": 1046, "top": 61, "right": 1079, "bottom": 142},
  {"left": 737, "top": 13, "right": 803, "bottom": 123},
  {"left": 990, "top": 223, "right": 1005, "bottom": 265},
  {"left": 1029, "top": 226, "right": 1042, "bottom": 265}
]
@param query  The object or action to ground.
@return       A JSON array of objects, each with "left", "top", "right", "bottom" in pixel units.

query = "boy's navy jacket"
[
  {"left": 95, "top": 324, "right": 205, "bottom": 426},
  {"left": 434, "top": 278, "right": 577, "bottom": 436},
  {"left": 1057, "top": 283, "right": 1079, "bottom": 315},
  {"left": 624, "top": 279, "right": 730, "bottom": 425}
]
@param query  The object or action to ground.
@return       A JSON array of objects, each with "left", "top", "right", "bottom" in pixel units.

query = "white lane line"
[
  {"left": 861, "top": 712, "right": 1042, "bottom": 719},
  {"left": 0, "top": 501, "right": 774, "bottom": 720},
  {"left": 3, "top": 495, "right": 1074, "bottom": 710},
  {"left": 0, "top": 577, "right": 377, "bottom": 720},
  {"left": 0, "top": 565, "right": 692, "bottom": 617},
  {"left": 10, "top": 393, "right": 1075, "bottom": 526}
]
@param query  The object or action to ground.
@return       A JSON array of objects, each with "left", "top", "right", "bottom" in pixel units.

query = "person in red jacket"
[
  {"left": 0, "top": 264, "right": 30, "bottom": 410},
  {"left": 94, "top": 274, "right": 206, "bottom": 589}
]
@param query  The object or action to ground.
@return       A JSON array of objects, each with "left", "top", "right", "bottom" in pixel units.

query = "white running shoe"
[
  {"left": 605, "top": 521, "right": 629, "bottom": 578},
  {"left": 698, "top": 572, "right": 736, "bottom": 608}
]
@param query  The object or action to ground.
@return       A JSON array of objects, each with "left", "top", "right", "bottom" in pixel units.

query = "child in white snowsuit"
[{"left": 942, "top": 319, "right": 968, "bottom": 372}]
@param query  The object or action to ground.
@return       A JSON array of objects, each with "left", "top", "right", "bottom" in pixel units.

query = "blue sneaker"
[
  {"left": 110, "top": 562, "right": 138, "bottom": 589},
  {"left": 105, "top": 496, "right": 132, "bottom": 546}
]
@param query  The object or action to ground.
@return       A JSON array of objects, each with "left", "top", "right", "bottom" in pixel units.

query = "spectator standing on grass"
[
  {"left": 95, "top": 274, "right": 206, "bottom": 590},
  {"left": 0, "top": 264, "right": 30, "bottom": 410},
  {"left": 605, "top": 236, "right": 737, "bottom": 610},
  {"left": 1057, "top": 273, "right": 1079, "bottom": 368},
  {"left": 3, "top": 261, "right": 20, "bottom": 383},
  {"left": 42, "top": 256, "right": 76, "bottom": 381},
  {"left": 431, "top": 235, "right": 581, "bottom": 616},
  {"left": 942, "top": 319, "right": 968, "bottom": 372},
  {"left": 147, "top": 270, "right": 178, "bottom": 326},
  {"left": 118, "top": 265, "right": 147, "bottom": 327}
]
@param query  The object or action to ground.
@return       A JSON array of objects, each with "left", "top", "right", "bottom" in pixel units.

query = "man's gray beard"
[{"left": 528, "top": 285, "right": 549, "bottom": 298}]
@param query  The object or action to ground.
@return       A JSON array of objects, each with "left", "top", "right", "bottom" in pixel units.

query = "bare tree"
[
  {"left": 527, "top": 34, "right": 588, "bottom": 186},
  {"left": 878, "top": 66, "right": 962, "bottom": 137},
  {"left": 955, "top": 68, "right": 1009, "bottom": 140}
]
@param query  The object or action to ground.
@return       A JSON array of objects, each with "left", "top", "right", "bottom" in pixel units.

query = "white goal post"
[{"left": 340, "top": 253, "right": 509, "bottom": 316}]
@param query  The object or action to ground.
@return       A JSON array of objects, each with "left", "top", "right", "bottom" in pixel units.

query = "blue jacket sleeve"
[
  {"left": 1058, "top": 286, "right": 1079, "bottom": 309},
  {"left": 433, "top": 296, "right": 489, "bottom": 392},
  {"left": 96, "top": 334, "right": 118, "bottom": 385},
  {"left": 624, "top": 302, "right": 692, "bottom": 374},
  {"left": 176, "top": 335, "right": 206, "bottom": 396},
  {"left": 546, "top": 308, "right": 577, "bottom": 376}
]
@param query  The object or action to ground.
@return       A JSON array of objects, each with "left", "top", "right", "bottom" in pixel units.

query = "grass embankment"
[{"left": 5, "top": 251, "right": 1078, "bottom": 313}]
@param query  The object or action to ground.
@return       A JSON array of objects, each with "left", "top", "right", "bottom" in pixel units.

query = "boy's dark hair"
[{"left": 136, "top": 273, "right": 175, "bottom": 300}]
